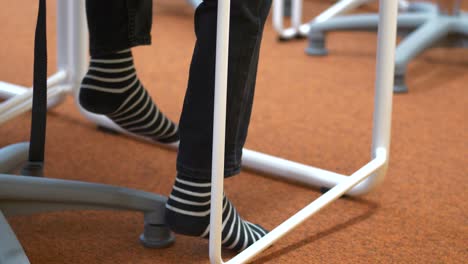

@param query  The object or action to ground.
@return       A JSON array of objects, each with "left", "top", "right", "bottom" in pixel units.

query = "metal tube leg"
[
  {"left": 69, "top": 0, "right": 88, "bottom": 97},
  {"left": 351, "top": 0, "right": 399, "bottom": 196},
  {"left": 394, "top": 18, "right": 452, "bottom": 93},
  {"left": 273, "top": 0, "right": 308, "bottom": 40},
  {"left": 0, "top": 211, "right": 30, "bottom": 264},
  {"left": 56, "top": 0, "right": 71, "bottom": 76},
  {"left": 273, "top": 0, "right": 300, "bottom": 40},
  {"left": 209, "top": 0, "right": 230, "bottom": 262}
]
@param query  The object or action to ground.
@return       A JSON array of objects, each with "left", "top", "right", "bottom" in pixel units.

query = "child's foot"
[
  {"left": 165, "top": 175, "right": 268, "bottom": 252},
  {"left": 79, "top": 49, "right": 179, "bottom": 144}
]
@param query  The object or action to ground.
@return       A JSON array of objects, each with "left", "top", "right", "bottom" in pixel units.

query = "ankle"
[{"left": 79, "top": 49, "right": 137, "bottom": 115}]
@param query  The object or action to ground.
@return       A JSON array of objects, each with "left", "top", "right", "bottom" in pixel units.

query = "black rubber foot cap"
[
  {"left": 139, "top": 224, "right": 175, "bottom": 249},
  {"left": 21, "top": 162, "right": 44, "bottom": 177}
]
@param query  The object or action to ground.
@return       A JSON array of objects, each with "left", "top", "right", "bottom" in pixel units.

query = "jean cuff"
[{"left": 176, "top": 162, "right": 242, "bottom": 180}]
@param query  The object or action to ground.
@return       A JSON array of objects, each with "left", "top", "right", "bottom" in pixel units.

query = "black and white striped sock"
[
  {"left": 79, "top": 49, "right": 179, "bottom": 144},
  {"left": 165, "top": 175, "right": 268, "bottom": 252}
]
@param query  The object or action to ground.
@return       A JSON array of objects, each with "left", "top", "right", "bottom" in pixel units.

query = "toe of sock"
[{"left": 255, "top": 224, "right": 268, "bottom": 236}]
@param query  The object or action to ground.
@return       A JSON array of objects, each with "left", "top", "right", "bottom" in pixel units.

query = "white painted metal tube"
[
  {"left": 354, "top": 0, "right": 399, "bottom": 196},
  {"left": 314, "top": 0, "right": 408, "bottom": 24},
  {"left": 315, "top": 0, "right": 372, "bottom": 23},
  {"left": 57, "top": 0, "right": 71, "bottom": 75},
  {"left": 224, "top": 150, "right": 386, "bottom": 264},
  {"left": 69, "top": 0, "right": 88, "bottom": 97},
  {"left": 272, "top": 0, "right": 307, "bottom": 39},
  {"left": 398, "top": 0, "right": 410, "bottom": 11},
  {"left": 0, "top": 71, "right": 67, "bottom": 114},
  {"left": 242, "top": 149, "right": 347, "bottom": 187},
  {"left": 57, "top": 0, "right": 88, "bottom": 94},
  {"left": 272, "top": 0, "right": 286, "bottom": 34},
  {"left": 0, "top": 85, "right": 68, "bottom": 126},
  {"left": 373, "top": 0, "right": 404, "bottom": 145},
  {"left": 209, "top": 0, "right": 230, "bottom": 262},
  {"left": 0, "top": 82, "right": 28, "bottom": 99},
  {"left": 291, "top": 0, "right": 303, "bottom": 29}
]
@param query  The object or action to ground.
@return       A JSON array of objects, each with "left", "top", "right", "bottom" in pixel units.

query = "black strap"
[{"left": 28, "top": 0, "right": 47, "bottom": 165}]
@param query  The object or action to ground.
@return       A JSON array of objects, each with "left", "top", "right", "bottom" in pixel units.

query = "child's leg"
[
  {"left": 79, "top": 49, "right": 179, "bottom": 143},
  {"left": 79, "top": 0, "right": 179, "bottom": 143},
  {"left": 166, "top": 175, "right": 268, "bottom": 252},
  {"left": 166, "top": 0, "right": 273, "bottom": 251}
]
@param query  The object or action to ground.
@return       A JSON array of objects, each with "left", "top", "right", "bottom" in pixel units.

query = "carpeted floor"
[{"left": 0, "top": 0, "right": 467, "bottom": 263}]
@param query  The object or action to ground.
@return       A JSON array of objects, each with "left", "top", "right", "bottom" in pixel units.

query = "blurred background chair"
[
  {"left": 307, "top": 0, "right": 468, "bottom": 93},
  {"left": 186, "top": 0, "right": 202, "bottom": 8},
  {"left": 273, "top": 0, "right": 409, "bottom": 40}
]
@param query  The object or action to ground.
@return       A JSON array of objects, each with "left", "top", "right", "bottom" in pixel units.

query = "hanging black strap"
[{"left": 22, "top": 0, "right": 47, "bottom": 176}]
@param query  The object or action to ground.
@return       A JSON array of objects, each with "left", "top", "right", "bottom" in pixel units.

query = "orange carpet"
[{"left": 1, "top": 0, "right": 467, "bottom": 263}]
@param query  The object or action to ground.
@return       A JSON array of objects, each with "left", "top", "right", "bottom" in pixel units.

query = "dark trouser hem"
[
  {"left": 176, "top": 163, "right": 242, "bottom": 180},
  {"left": 89, "top": 38, "right": 151, "bottom": 57},
  {"left": 85, "top": 0, "right": 152, "bottom": 57},
  {"left": 177, "top": 144, "right": 244, "bottom": 180}
]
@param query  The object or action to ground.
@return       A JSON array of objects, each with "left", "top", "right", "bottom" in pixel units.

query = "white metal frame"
[
  {"left": 210, "top": 0, "right": 398, "bottom": 262},
  {"left": 273, "top": 0, "right": 407, "bottom": 40},
  {"left": 0, "top": 0, "right": 397, "bottom": 263}
]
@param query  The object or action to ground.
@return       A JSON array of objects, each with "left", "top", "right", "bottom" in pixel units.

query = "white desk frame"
[{"left": 0, "top": 0, "right": 398, "bottom": 263}]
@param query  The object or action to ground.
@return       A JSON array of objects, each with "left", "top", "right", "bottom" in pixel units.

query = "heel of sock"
[
  {"left": 79, "top": 87, "right": 119, "bottom": 115},
  {"left": 164, "top": 207, "right": 209, "bottom": 237}
]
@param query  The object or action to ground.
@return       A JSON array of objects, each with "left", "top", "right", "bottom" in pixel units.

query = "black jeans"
[
  {"left": 85, "top": 0, "right": 272, "bottom": 180},
  {"left": 86, "top": 0, "right": 153, "bottom": 56}
]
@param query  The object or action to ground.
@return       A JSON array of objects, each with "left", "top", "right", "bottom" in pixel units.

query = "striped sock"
[
  {"left": 165, "top": 175, "right": 268, "bottom": 252},
  {"left": 79, "top": 49, "right": 179, "bottom": 144}
]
